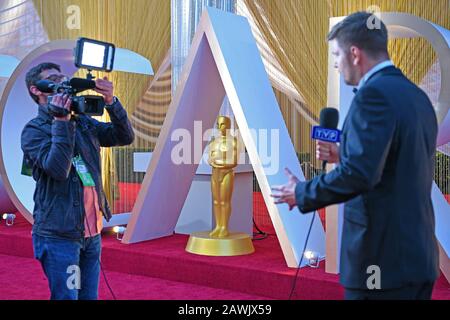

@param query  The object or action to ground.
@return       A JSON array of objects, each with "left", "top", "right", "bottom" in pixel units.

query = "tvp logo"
[{"left": 311, "top": 126, "right": 341, "bottom": 143}]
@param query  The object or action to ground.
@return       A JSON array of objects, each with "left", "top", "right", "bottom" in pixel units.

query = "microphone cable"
[
  {"left": 253, "top": 218, "right": 268, "bottom": 240},
  {"left": 288, "top": 210, "right": 316, "bottom": 300}
]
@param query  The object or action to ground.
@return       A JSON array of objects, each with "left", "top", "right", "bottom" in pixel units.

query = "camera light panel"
[
  {"left": 81, "top": 42, "right": 106, "bottom": 69},
  {"left": 75, "top": 37, "right": 115, "bottom": 72}
]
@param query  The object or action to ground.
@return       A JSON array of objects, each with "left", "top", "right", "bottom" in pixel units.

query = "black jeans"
[{"left": 344, "top": 282, "right": 435, "bottom": 300}]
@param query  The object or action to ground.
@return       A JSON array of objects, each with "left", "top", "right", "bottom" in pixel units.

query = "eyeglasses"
[{"left": 43, "top": 74, "right": 69, "bottom": 83}]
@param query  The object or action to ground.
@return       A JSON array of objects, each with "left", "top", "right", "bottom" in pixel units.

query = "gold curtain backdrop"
[
  {"left": 243, "top": 0, "right": 450, "bottom": 177},
  {"left": 244, "top": 0, "right": 450, "bottom": 118},
  {"left": 131, "top": 50, "right": 172, "bottom": 150},
  {"left": 33, "top": 0, "right": 171, "bottom": 114},
  {"left": 244, "top": 0, "right": 330, "bottom": 121}
]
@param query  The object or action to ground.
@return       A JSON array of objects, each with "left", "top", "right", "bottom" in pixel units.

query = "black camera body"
[
  {"left": 36, "top": 37, "right": 117, "bottom": 118},
  {"left": 71, "top": 95, "right": 105, "bottom": 116},
  {"left": 37, "top": 78, "right": 105, "bottom": 117}
]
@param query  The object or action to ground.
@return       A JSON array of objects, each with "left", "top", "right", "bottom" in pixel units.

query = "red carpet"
[
  {"left": 0, "top": 254, "right": 269, "bottom": 300},
  {"left": 0, "top": 214, "right": 448, "bottom": 300}
]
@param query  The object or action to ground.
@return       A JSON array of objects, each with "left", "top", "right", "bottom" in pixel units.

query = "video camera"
[{"left": 36, "top": 37, "right": 116, "bottom": 117}]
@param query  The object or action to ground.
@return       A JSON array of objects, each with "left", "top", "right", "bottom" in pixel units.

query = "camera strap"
[{"left": 72, "top": 155, "right": 95, "bottom": 187}]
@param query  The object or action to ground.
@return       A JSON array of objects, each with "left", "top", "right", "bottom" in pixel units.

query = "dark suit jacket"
[{"left": 295, "top": 66, "right": 440, "bottom": 290}]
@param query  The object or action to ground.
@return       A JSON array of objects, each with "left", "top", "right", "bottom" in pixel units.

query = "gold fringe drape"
[
  {"left": 245, "top": 0, "right": 450, "bottom": 119},
  {"left": 244, "top": 0, "right": 330, "bottom": 120},
  {"left": 244, "top": 0, "right": 450, "bottom": 173},
  {"left": 131, "top": 50, "right": 172, "bottom": 149},
  {"left": 33, "top": 0, "right": 170, "bottom": 113},
  {"left": 33, "top": 0, "right": 171, "bottom": 209}
]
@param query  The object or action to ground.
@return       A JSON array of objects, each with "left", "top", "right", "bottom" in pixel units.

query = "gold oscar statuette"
[{"left": 186, "top": 116, "right": 254, "bottom": 256}]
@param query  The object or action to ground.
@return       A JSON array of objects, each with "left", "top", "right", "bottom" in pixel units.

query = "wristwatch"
[{"left": 105, "top": 96, "right": 119, "bottom": 109}]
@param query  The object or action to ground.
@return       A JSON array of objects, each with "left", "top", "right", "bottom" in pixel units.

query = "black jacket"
[
  {"left": 295, "top": 66, "right": 440, "bottom": 289},
  {"left": 21, "top": 99, "right": 134, "bottom": 240}
]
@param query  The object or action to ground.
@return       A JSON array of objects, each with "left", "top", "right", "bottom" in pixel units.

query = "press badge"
[{"left": 72, "top": 155, "right": 95, "bottom": 187}]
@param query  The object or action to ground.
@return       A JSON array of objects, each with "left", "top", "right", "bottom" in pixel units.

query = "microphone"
[
  {"left": 311, "top": 108, "right": 340, "bottom": 171},
  {"left": 36, "top": 78, "right": 96, "bottom": 94},
  {"left": 35, "top": 80, "right": 57, "bottom": 93},
  {"left": 69, "top": 77, "right": 96, "bottom": 92}
]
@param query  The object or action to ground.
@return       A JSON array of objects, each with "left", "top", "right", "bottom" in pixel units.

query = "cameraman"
[{"left": 21, "top": 62, "right": 135, "bottom": 300}]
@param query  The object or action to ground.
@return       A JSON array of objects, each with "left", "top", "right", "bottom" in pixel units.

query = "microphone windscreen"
[
  {"left": 69, "top": 77, "right": 96, "bottom": 91},
  {"left": 35, "top": 80, "right": 55, "bottom": 93},
  {"left": 319, "top": 108, "right": 339, "bottom": 129}
]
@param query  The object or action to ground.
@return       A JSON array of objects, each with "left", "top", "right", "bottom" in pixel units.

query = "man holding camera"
[{"left": 21, "top": 62, "right": 135, "bottom": 300}]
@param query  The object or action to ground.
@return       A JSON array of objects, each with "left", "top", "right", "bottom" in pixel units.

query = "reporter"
[
  {"left": 271, "top": 12, "right": 439, "bottom": 300},
  {"left": 21, "top": 62, "right": 134, "bottom": 300}
]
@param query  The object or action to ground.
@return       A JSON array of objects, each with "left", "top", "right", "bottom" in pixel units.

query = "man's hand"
[
  {"left": 271, "top": 168, "right": 300, "bottom": 211},
  {"left": 316, "top": 141, "right": 340, "bottom": 164},
  {"left": 94, "top": 76, "right": 114, "bottom": 105},
  {"left": 51, "top": 93, "right": 71, "bottom": 121}
]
